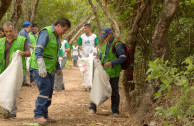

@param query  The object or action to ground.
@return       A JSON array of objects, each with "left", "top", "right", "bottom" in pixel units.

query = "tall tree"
[
  {"left": 0, "top": 0, "right": 12, "bottom": 21},
  {"left": 133, "top": 0, "right": 180, "bottom": 124},
  {"left": 88, "top": 0, "right": 101, "bottom": 33},
  {"left": 96, "top": 0, "right": 120, "bottom": 38},
  {"left": 69, "top": 16, "right": 95, "bottom": 44},
  {"left": 10, "top": 0, "right": 23, "bottom": 27},
  {"left": 30, "top": 0, "right": 40, "bottom": 23},
  {"left": 64, "top": 14, "right": 92, "bottom": 41},
  {"left": 122, "top": 0, "right": 150, "bottom": 114}
]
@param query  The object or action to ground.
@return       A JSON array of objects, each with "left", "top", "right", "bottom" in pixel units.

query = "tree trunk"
[
  {"left": 69, "top": 16, "right": 95, "bottom": 45},
  {"left": 10, "top": 0, "right": 23, "bottom": 27},
  {"left": 30, "top": 0, "right": 39, "bottom": 23},
  {"left": 96, "top": 0, "right": 120, "bottom": 38},
  {"left": 0, "top": 0, "right": 12, "bottom": 21},
  {"left": 134, "top": 0, "right": 179, "bottom": 124},
  {"left": 64, "top": 14, "right": 92, "bottom": 41},
  {"left": 122, "top": 0, "right": 149, "bottom": 114},
  {"left": 23, "top": 0, "right": 31, "bottom": 21},
  {"left": 88, "top": 0, "right": 101, "bottom": 33}
]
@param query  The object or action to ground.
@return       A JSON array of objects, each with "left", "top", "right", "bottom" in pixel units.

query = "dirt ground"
[{"left": 0, "top": 66, "right": 131, "bottom": 126}]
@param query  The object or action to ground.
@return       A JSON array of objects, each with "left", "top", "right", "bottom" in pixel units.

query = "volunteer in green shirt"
[
  {"left": 0, "top": 22, "right": 31, "bottom": 119},
  {"left": 29, "top": 23, "right": 38, "bottom": 85}
]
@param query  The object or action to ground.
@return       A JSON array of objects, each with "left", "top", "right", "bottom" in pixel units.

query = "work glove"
[
  {"left": 37, "top": 58, "right": 47, "bottom": 78},
  {"left": 93, "top": 48, "right": 97, "bottom": 56}
]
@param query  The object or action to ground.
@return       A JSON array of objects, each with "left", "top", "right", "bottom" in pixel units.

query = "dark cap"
[
  {"left": 23, "top": 21, "right": 32, "bottom": 27},
  {"left": 98, "top": 27, "right": 112, "bottom": 38}
]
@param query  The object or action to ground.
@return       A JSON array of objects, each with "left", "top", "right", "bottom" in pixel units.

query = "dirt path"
[{"left": 0, "top": 66, "right": 131, "bottom": 126}]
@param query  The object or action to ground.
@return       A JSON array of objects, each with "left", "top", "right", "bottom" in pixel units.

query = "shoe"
[
  {"left": 3, "top": 112, "right": 16, "bottom": 119},
  {"left": 23, "top": 83, "right": 32, "bottom": 87},
  {"left": 112, "top": 113, "right": 119, "bottom": 117},
  {"left": 34, "top": 117, "right": 47, "bottom": 125},
  {"left": 89, "top": 109, "right": 96, "bottom": 114},
  {"left": 3, "top": 112, "right": 9, "bottom": 119},
  {"left": 62, "top": 86, "right": 65, "bottom": 90},
  {"left": 46, "top": 117, "right": 56, "bottom": 123}
]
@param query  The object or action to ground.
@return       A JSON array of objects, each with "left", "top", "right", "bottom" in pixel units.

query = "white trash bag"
[
  {"left": 89, "top": 59, "right": 112, "bottom": 106},
  {"left": 79, "top": 53, "right": 94, "bottom": 88},
  {"left": 0, "top": 51, "right": 23, "bottom": 111}
]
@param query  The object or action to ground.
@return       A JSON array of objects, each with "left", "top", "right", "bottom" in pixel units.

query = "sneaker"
[
  {"left": 34, "top": 117, "right": 47, "bottom": 125},
  {"left": 3, "top": 112, "right": 16, "bottom": 119},
  {"left": 89, "top": 109, "right": 96, "bottom": 114},
  {"left": 112, "top": 113, "right": 119, "bottom": 117}
]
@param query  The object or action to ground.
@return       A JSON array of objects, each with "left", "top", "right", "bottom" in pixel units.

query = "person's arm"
[
  {"left": 77, "top": 37, "right": 82, "bottom": 50},
  {"left": 18, "top": 40, "right": 31, "bottom": 57},
  {"left": 65, "top": 42, "right": 70, "bottom": 52},
  {"left": 111, "top": 43, "right": 126, "bottom": 66},
  {"left": 94, "top": 37, "right": 98, "bottom": 48},
  {"left": 35, "top": 30, "right": 49, "bottom": 59}
]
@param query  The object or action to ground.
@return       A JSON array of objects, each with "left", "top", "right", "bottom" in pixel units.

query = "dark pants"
[
  {"left": 30, "top": 67, "right": 35, "bottom": 82},
  {"left": 89, "top": 77, "right": 120, "bottom": 114},
  {"left": 33, "top": 69, "right": 54, "bottom": 118}
]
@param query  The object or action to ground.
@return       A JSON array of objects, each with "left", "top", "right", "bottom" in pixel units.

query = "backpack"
[{"left": 112, "top": 40, "right": 130, "bottom": 70}]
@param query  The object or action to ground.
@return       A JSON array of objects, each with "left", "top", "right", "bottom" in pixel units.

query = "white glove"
[
  {"left": 93, "top": 48, "right": 97, "bottom": 56},
  {"left": 37, "top": 58, "right": 47, "bottom": 78},
  {"left": 82, "top": 49, "right": 89, "bottom": 57}
]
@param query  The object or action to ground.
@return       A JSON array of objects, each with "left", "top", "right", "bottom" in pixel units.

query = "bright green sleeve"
[
  {"left": 71, "top": 46, "right": 73, "bottom": 49},
  {"left": 77, "top": 37, "right": 82, "bottom": 45},
  {"left": 65, "top": 42, "right": 70, "bottom": 49},
  {"left": 95, "top": 37, "right": 98, "bottom": 46}
]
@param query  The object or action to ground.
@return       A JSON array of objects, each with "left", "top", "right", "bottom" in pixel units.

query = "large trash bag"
[
  {"left": 78, "top": 53, "right": 94, "bottom": 88},
  {"left": 0, "top": 51, "right": 23, "bottom": 111},
  {"left": 89, "top": 59, "right": 112, "bottom": 106}
]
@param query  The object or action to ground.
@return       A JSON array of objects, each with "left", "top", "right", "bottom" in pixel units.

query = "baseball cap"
[
  {"left": 23, "top": 21, "right": 32, "bottom": 27},
  {"left": 98, "top": 27, "right": 112, "bottom": 38}
]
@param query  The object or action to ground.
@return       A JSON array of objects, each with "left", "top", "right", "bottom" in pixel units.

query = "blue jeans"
[
  {"left": 30, "top": 67, "right": 35, "bottom": 82},
  {"left": 60, "top": 57, "right": 67, "bottom": 69},
  {"left": 33, "top": 69, "right": 54, "bottom": 118},
  {"left": 89, "top": 77, "right": 120, "bottom": 114},
  {"left": 73, "top": 55, "right": 78, "bottom": 66}
]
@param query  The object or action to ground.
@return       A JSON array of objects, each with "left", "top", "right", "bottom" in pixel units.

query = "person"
[
  {"left": 78, "top": 24, "right": 98, "bottom": 57},
  {"left": 29, "top": 23, "right": 39, "bottom": 85},
  {"left": 0, "top": 27, "right": 5, "bottom": 38},
  {"left": 0, "top": 22, "right": 31, "bottom": 119},
  {"left": 30, "top": 18, "right": 71, "bottom": 124},
  {"left": 71, "top": 42, "right": 79, "bottom": 67},
  {"left": 19, "top": 21, "right": 32, "bottom": 86},
  {"left": 60, "top": 39, "right": 70, "bottom": 69},
  {"left": 78, "top": 24, "right": 98, "bottom": 91},
  {"left": 89, "top": 27, "right": 126, "bottom": 116}
]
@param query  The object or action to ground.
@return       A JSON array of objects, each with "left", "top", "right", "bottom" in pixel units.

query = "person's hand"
[
  {"left": 96, "top": 57, "right": 100, "bottom": 60},
  {"left": 104, "top": 62, "right": 111, "bottom": 68},
  {"left": 57, "top": 70, "right": 62, "bottom": 77},
  {"left": 37, "top": 58, "right": 47, "bottom": 78},
  {"left": 18, "top": 51, "right": 25, "bottom": 56},
  {"left": 29, "top": 45, "right": 34, "bottom": 49}
]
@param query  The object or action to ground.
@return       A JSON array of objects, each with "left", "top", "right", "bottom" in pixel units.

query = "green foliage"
[{"left": 147, "top": 56, "right": 194, "bottom": 125}]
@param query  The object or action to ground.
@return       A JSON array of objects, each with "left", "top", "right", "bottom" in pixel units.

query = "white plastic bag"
[
  {"left": 0, "top": 51, "right": 23, "bottom": 111},
  {"left": 78, "top": 53, "right": 94, "bottom": 88},
  {"left": 89, "top": 59, "right": 112, "bottom": 106}
]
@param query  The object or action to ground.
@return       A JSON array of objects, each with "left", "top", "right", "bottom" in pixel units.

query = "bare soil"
[{"left": 0, "top": 66, "right": 131, "bottom": 126}]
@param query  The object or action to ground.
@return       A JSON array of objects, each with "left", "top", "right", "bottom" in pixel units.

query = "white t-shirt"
[
  {"left": 78, "top": 33, "right": 98, "bottom": 54},
  {"left": 72, "top": 46, "right": 79, "bottom": 56},
  {"left": 60, "top": 40, "right": 69, "bottom": 57}
]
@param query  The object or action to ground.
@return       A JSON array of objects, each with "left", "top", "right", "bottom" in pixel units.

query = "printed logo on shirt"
[{"left": 84, "top": 41, "right": 90, "bottom": 45}]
